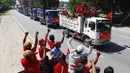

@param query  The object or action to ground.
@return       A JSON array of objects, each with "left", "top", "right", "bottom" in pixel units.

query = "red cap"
[
  {"left": 77, "top": 63, "right": 82, "bottom": 66},
  {"left": 39, "top": 39, "right": 44, "bottom": 45}
]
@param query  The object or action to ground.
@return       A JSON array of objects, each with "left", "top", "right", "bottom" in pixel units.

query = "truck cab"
[
  {"left": 32, "top": 8, "right": 39, "bottom": 20},
  {"left": 83, "top": 17, "right": 111, "bottom": 46},
  {"left": 45, "top": 9, "right": 59, "bottom": 27}
]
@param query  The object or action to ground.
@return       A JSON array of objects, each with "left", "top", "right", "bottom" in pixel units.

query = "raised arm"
[
  {"left": 23, "top": 32, "right": 29, "bottom": 45},
  {"left": 31, "top": 31, "right": 39, "bottom": 52},
  {"left": 44, "top": 29, "right": 50, "bottom": 47},
  {"left": 68, "top": 32, "right": 78, "bottom": 52},
  {"left": 42, "top": 29, "right": 51, "bottom": 59},
  {"left": 60, "top": 31, "right": 65, "bottom": 44},
  {"left": 88, "top": 52, "right": 101, "bottom": 69},
  {"left": 91, "top": 59, "right": 97, "bottom": 73},
  {"left": 86, "top": 40, "right": 93, "bottom": 56},
  {"left": 34, "top": 31, "right": 39, "bottom": 48}
]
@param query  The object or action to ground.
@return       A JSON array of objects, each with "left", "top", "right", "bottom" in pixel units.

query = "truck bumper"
[
  {"left": 46, "top": 22, "right": 59, "bottom": 26},
  {"left": 92, "top": 39, "right": 110, "bottom": 45}
]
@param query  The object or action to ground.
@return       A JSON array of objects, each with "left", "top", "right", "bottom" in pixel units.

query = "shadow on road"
[
  {"left": 96, "top": 42, "right": 126, "bottom": 54},
  {"left": 113, "top": 23, "right": 130, "bottom": 28}
]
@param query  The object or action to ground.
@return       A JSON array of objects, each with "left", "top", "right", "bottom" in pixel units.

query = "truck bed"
[{"left": 59, "top": 15, "right": 82, "bottom": 33}]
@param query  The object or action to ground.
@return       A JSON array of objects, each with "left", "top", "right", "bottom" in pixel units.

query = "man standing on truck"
[{"left": 68, "top": 32, "right": 93, "bottom": 73}]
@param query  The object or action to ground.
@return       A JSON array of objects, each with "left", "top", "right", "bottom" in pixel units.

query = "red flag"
[
  {"left": 106, "top": 12, "right": 112, "bottom": 19},
  {"left": 53, "top": 5, "right": 57, "bottom": 9},
  {"left": 76, "top": 4, "right": 83, "bottom": 13}
]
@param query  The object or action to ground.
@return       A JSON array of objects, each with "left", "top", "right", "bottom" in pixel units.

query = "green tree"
[{"left": 0, "top": 0, "right": 14, "bottom": 11}]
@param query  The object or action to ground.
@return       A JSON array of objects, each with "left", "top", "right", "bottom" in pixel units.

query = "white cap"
[
  {"left": 76, "top": 45, "right": 84, "bottom": 54},
  {"left": 76, "top": 45, "right": 91, "bottom": 55}
]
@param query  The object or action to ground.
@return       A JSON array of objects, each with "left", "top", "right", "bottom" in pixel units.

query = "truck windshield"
[
  {"left": 48, "top": 11, "right": 59, "bottom": 17},
  {"left": 96, "top": 20, "right": 110, "bottom": 32}
]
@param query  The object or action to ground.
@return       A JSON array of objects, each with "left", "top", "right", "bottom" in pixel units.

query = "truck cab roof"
[
  {"left": 87, "top": 17, "right": 109, "bottom": 22},
  {"left": 45, "top": 9, "right": 59, "bottom": 12}
]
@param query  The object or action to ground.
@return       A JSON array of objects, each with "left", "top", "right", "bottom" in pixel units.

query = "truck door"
[{"left": 83, "top": 20, "right": 96, "bottom": 39}]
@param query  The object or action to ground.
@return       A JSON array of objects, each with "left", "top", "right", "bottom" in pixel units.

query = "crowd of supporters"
[{"left": 20, "top": 29, "right": 114, "bottom": 73}]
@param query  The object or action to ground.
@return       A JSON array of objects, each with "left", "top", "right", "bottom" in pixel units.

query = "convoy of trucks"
[{"left": 16, "top": 3, "right": 112, "bottom": 46}]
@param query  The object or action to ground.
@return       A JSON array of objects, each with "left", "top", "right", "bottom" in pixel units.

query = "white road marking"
[
  {"left": 118, "top": 34, "right": 130, "bottom": 40},
  {"left": 126, "top": 48, "right": 130, "bottom": 50},
  {"left": 11, "top": 15, "right": 35, "bottom": 42}
]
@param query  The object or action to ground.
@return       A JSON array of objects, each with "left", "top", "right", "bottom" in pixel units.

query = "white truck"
[{"left": 59, "top": 14, "right": 111, "bottom": 46}]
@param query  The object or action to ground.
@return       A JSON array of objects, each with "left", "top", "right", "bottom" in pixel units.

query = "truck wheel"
[
  {"left": 64, "top": 29, "right": 69, "bottom": 38},
  {"left": 46, "top": 22, "right": 49, "bottom": 27},
  {"left": 33, "top": 17, "right": 36, "bottom": 21},
  {"left": 83, "top": 37, "right": 90, "bottom": 47},
  {"left": 30, "top": 15, "right": 33, "bottom": 19},
  {"left": 40, "top": 19, "right": 44, "bottom": 25}
]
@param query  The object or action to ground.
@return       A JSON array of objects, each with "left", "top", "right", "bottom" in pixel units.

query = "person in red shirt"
[
  {"left": 21, "top": 50, "right": 41, "bottom": 73},
  {"left": 54, "top": 53, "right": 68, "bottom": 73},
  {"left": 38, "top": 28, "right": 53, "bottom": 73},
  {"left": 47, "top": 31, "right": 65, "bottom": 49},
  {"left": 77, "top": 52, "right": 101, "bottom": 73},
  {"left": 38, "top": 29, "right": 51, "bottom": 59},
  {"left": 47, "top": 34, "right": 55, "bottom": 49},
  {"left": 23, "top": 31, "right": 39, "bottom": 60}
]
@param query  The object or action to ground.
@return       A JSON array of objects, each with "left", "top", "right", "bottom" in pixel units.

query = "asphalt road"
[{"left": 10, "top": 10, "right": 130, "bottom": 73}]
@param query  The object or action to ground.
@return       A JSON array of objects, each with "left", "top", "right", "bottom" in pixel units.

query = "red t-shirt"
[
  {"left": 85, "top": 66, "right": 90, "bottom": 73},
  {"left": 54, "top": 63, "right": 68, "bottom": 73},
  {"left": 47, "top": 39, "right": 54, "bottom": 49},
  {"left": 21, "top": 58, "right": 41, "bottom": 73},
  {"left": 23, "top": 47, "right": 37, "bottom": 60},
  {"left": 39, "top": 47, "right": 51, "bottom": 59}
]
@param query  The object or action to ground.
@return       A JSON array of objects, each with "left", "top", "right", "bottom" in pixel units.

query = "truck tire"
[
  {"left": 64, "top": 29, "right": 69, "bottom": 38},
  {"left": 33, "top": 16, "right": 37, "bottom": 21},
  {"left": 30, "top": 15, "right": 33, "bottom": 19},
  {"left": 83, "top": 36, "right": 91, "bottom": 47},
  {"left": 46, "top": 21, "right": 49, "bottom": 27},
  {"left": 40, "top": 19, "right": 44, "bottom": 25}
]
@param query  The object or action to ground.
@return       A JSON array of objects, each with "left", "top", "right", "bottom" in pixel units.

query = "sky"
[{"left": 59, "top": 0, "right": 69, "bottom": 2}]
